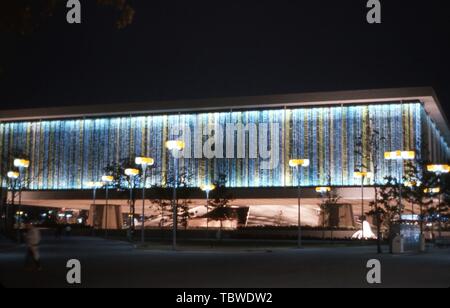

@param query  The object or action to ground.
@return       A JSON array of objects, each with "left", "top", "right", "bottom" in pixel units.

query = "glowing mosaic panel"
[{"left": 0, "top": 102, "right": 448, "bottom": 189}]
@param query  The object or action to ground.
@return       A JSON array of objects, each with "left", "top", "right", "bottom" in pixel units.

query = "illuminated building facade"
[
  {"left": 1, "top": 88, "right": 449, "bottom": 190},
  {"left": 0, "top": 87, "right": 449, "bottom": 228}
]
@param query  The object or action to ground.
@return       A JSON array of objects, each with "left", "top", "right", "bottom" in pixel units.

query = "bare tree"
[
  {"left": 369, "top": 176, "right": 404, "bottom": 253},
  {"left": 207, "top": 173, "right": 234, "bottom": 240},
  {"left": 104, "top": 157, "right": 141, "bottom": 231},
  {"left": 318, "top": 188, "right": 341, "bottom": 240},
  {"left": 0, "top": 148, "right": 36, "bottom": 233},
  {"left": 149, "top": 168, "right": 193, "bottom": 231},
  {"left": 403, "top": 161, "right": 436, "bottom": 235},
  {"left": 355, "top": 116, "right": 385, "bottom": 253}
]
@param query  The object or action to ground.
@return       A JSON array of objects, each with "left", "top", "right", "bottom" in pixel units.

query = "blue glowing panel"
[{"left": 0, "top": 102, "right": 448, "bottom": 189}]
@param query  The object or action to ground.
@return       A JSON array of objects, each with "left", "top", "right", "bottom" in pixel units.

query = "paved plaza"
[{"left": 1, "top": 235, "right": 449, "bottom": 288}]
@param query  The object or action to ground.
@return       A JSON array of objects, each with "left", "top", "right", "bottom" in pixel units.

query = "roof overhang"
[{"left": 1, "top": 87, "right": 449, "bottom": 144}]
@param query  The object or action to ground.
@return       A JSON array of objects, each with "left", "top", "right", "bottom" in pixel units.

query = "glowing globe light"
[
  {"left": 353, "top": 171, "right": 373, "bottom": 179},
  {"left": 424, "top": 187, "right": 440, "bottom": 194},
  {"left": 315, "top": 187, "right": 331, "bottom": 193},
  {"left": 289, "top": 159, "right": 310, "bottom": 168},
  {"left": 200, "top": 184, "right": 216, "bottom": 192},
  {"left": 7, "top": 171, "right": 20, "bottom": 179},
  {"left": 165, "top": 140, "right": 185, "bottom": 151},
  {"left": 426, "top": 164, "right": 450, "bottom": 174},
  {"left": 384, "top": 151, "right": 415, "bottom": 160},
  {"left": 13, "top": 159, "right": 30, "bottom": 168},
  {"left": 135, "top": 157, "right": 155, "bottom": 166},
  {"left": 124, "top": 168, "right": 139, "bottom": 177},
  {"left": 102, "top": 175, "right": 114, "bottom": 183}
]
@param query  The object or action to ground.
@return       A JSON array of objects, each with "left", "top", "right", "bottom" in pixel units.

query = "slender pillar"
[
  {"left": 172, "top": 157, "right": 178, "bottom": 250},
  {"left": 297, "top": 167, "right": 302, "bottom": 248}
]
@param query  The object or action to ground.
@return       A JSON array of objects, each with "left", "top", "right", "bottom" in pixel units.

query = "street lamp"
[
  {"left": 86, "top": 181, "right": 104, "bottom": 234},
  {"left": 125, "top": 168, "right": 140, "bottom": 241},
  {"left": 426, "top": 164, "right": 450, "bottom": 174},
  {"left": 384, "top": 151, "right": 415, "bottom": 218},
  {"left": 135, "top": 157, "right": 155, "bottom": 244},
  {"left": 424, "top": 187, "right": 440, "bottom": 194},
  {"left": 354, "top": 171, "right": 373, "bottom": 238},
  {"left": 101, "top": 175, "right": 114, "bottom": 237},
  {"left": 7, "top": 171, "right": 19, "bottom": 179},
  {"left": 315, "top": 187, "right": 331, "bottom": 193},
  {"left": 426, "top": 164, "right": 450, "bottom": 238},
  {"left": 13, "top": 158, "right": 30, "bottom": 206},
  {"left": 13, "top": 158, "right": 29, "bottom": 241},
  {"left": 289, "top": 158, "right": 310, "bottom": 248},
  {"left": 13, "top": 159, "right": 30, "bottom": 169},
  {"left": 200, "top": 184, "right": 216, "bottom": 238},
  {"left": 166, "top": 140, "right": 185, "bottom": 250}
]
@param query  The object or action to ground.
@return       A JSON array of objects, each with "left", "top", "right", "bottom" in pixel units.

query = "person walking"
[
  {"left": 65, "top": 224, "right": 72, "bottom": 237},
  {"left": 24, "top": 223, "right": 42, "bottom": 271}
]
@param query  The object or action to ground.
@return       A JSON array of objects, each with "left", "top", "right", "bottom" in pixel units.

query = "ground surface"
[{"left": 0, "top": 235, "right": 449, "bottom": 288}]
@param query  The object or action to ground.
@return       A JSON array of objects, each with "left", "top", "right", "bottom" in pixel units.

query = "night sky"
[{"left": 0, "top": 0, "right": 449, "bottom": 117}]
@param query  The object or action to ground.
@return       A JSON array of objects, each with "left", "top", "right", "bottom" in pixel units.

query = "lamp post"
[
  {"left": 289, "top": 158, "right": 310, "bottom": 248},
  {"left": 354, "top": 171, "right": 373, "bottom": 238},
  {"left": 125, "top": 168, "right": 140, "bottom": 241},
  {"left": 101, "top": 175, "right": 114, "bottom": 238},
  {"left": 384, "top": 151, "right": 416, "bottom": 219},
  {"left": 426, "top": 164, "right": 450, "bottom": 239},
  {"left": 404, "top": 180, "right": 422, "bottom": 220},
  {"left": 135, "top": 157, "right": 155, "bottom": 244},
  {"left": 13, "top": 158, "right": 29, "bottom": 242},
  {"left": 6, "top": 171, "right": 19, "bottom": 232},
  {"left": 200, "top": 184, "right": 216, "bottom": 238},
  {"left": 86, "top": 181, "right": 104, "bottom": 235},
  {"left": 166, "top": 140, "right": 185, "bottom": 250}
]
